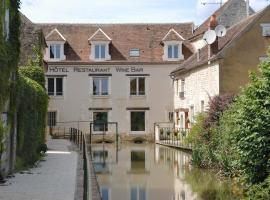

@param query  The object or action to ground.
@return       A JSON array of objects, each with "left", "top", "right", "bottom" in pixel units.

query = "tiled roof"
[
  {"left": 171, "top": 7, "right": 266, "bottom": 75},
  {"left": 39, "top": 23, "right": 194, "bottom": 63},
  {"left": 45, "top": 28, "right": 66, "bottom": 41}
]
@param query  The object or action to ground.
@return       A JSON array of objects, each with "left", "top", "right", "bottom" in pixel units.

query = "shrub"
[
  {"left": 19, "top": 66, "right": 45, "bottom": 87},
  {"left": 228, "top": 60, "right": 270, "bottom": 185},
  {"left": 243, "top": 176, "right": 270, "bottom": 200},
  {"left": 16, "top": 69, "right": 48, "bottom": 167}
]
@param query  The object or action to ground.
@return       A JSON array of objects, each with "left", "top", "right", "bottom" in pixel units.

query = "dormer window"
[
  {"left": 162, "top": 29, "right": 185, "bottom": 61},
  {"left": 130, "top": 49, "right": 140, "bottom": 57},
  {"left": 95, "top": 44, "right": 106, "bottom": 59},
  {"left": 89, "top": 28, "right": 112, "bottom": 61},
  {"left": 168, "top": 44, "right": 179, "bottom": 59},
  {"left": 45, "top": 29, "right": 66, "bottom": 61},
  {"left": 50, "top": 44, "right": 61, "bottom": 59},
  {"left": 261, "top": 23, "right": 270, "bottom": 37}
]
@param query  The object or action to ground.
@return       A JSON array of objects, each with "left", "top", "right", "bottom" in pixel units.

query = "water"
[{"left": 91, "top": 143, "right": 239, "bottom": 200}]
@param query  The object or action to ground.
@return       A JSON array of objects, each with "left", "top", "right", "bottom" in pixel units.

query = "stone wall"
[{"left": 19, "top": 13, "right": 45, "bottom": 66}]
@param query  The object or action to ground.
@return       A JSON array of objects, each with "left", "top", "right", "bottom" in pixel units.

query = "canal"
[{"left": 91, "top": 143, "right": 239, "bottom": 200}]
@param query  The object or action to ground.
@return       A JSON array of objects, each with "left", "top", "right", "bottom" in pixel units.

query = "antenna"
[
  {"left": 203, "top": 30, "right": 217, "bottom": 45},
  {"left": 215, "top": 25, "right": 227, "bottom": 37},
  {"left": 201, "top": 0, "right": 223, "bottom": 7}
]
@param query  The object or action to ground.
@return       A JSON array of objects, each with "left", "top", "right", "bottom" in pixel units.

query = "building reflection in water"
[{"left": 91, "top": 143, "right": 197, "bottom": 200}]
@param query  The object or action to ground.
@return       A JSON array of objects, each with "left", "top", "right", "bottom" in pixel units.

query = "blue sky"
[{"left": 20, "top": 0, "right": 268, "bottom": 25}]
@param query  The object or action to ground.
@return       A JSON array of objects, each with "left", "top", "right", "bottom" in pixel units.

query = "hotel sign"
[{"left": 48, "top": 66, "right": 144, "bottom": 73}]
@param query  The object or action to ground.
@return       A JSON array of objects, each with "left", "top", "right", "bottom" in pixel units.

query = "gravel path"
[{"left": 0, "top": 139, "right": 78, "bottom": 200}]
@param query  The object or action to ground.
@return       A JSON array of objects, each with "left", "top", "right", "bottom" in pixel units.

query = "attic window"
[
  {"left": 261, "top": 23, "right": 270, "bottom": 37},
  {"left": 130, "top": 49, "right": 140, "bottom": 57}
]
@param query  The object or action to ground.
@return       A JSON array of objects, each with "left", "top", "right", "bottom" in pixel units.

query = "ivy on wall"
[
  {"left": 16, "top": 66, "right": 48, "bottom": 167},
  {"left": 0, "top": 0, "right": 21, "bottom": 173}
]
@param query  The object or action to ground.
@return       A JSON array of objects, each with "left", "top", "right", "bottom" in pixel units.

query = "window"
[
  {"left": 48, "top": 111, "right": 57, "bottom": 127},
  {"left": 93, "top": 77, "right": 109, "bottom": 95},
  {"left": 94, "top": 44, "right": 106, "bottom": 59},
  {"left": 130, "top": 49, "right": 140, "bottom": 57},
  {"left": 130, "top": 186, "right": 146, "bottom": 200},
  {"left": 100, "top": 187, "right": 110, "bottom": 200},
  {"left": 181, "top": 79, "right": 185, "bottom": 92},
  {"left": 168, "top": 44, "right": 179, "bottom": 59},
  {"left": 169, "top": 112, "right": 174, "bottom": 122},
  {"left": 50, "top": 44, "right": 61, "bottom": 59},
  {"left": 130, "top": 77, "right": 145, "bottom": 96},
  {"left": 131, "top": 151, "right": 146, "bottom": 171},
  {"left": 47, "top": 77, "right": 63, "bottom": 96},
  {"left": 93, "top": 112, "right": 108, "bottom": 132},
  {"left": 180, "top": 114, "right": 184, "bottom": 129},
  {"left": 131, "top": 112, "right": 145, "bottom": 132},
  {"left": 201, "top": 100, "right": 205, "bottom": 112},
  {"left": 261, "top": 23, "right": 270, "bottom": 37},
  {"left": 189, "top": 105, "right": 195, "bottom": 124}
]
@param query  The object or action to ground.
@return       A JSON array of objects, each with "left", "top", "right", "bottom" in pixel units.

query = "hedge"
[{"left": 16, "top": 68, "right": 48, "bottom": 167}]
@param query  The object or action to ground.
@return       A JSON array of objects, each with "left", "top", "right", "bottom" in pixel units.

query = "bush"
[
  {"left": 16, "top": 69, "right": 48, "bottom": 167},
  {"left": 228, "top": 60, "right": 270, "bottom": 185},
  {"left": 19, "top": 66, "right": 45, "bottom": 87},
  {"left": 243, "top": 176, "right": 270, "bottom": 200}
]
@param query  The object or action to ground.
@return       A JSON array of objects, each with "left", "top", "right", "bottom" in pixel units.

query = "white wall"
[
  {"left": 174, "top": 62, "right": 220, "bottom": 128},
  {"left": 46, "top": 64, "right": 176, "bottom": 136}
]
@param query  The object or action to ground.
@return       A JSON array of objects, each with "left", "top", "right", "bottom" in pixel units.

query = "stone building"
[{"left": 171, "top": 6, "right": 270, "bottom": 129}]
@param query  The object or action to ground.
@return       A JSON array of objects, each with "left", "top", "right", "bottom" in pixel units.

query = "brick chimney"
[{"left": 208, "top": 15, "right": 219, "bottom": 59}]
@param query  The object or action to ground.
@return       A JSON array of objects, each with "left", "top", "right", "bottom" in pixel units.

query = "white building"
[{"left": 40, "top": 23, "right": 194, "bottom": 141}]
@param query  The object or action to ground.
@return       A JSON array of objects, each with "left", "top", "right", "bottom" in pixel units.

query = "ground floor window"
[
  {"left": 130, "top": 185, "right": 146, "bottom": 200},
  {"left": 100, "top": 186, "right": 110, "bottom": 200},
  {"left": 48, "top": 111, "right": 57, "bottom": 127},
  {"left": 131, "top": 111, "right": 145, "bottom": 132},
  {"left": 93, "top": 112, "right": 108, "bottom": 131},
  {"left": 47, "top": 77, "right": 63, "bottom": 96},
  {"left": 131, "top": 150, "right": 146, "bottom": 171}
]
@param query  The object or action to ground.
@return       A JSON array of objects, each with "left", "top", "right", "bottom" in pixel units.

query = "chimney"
[{"left": 208, "top": 15, "right": 219, "bottom": 59}]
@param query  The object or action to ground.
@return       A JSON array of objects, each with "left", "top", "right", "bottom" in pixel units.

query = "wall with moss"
[{"left": 0, "top": 0, "right": 21, "bottom": 178}]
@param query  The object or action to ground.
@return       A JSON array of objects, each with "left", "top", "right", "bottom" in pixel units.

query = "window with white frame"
[
  {"left": 47, "top": 77, "right": 63, "bottom": 96},
  {"left": 130, "top": 48, "right": 140, "bottom": 57},
  {"left": 92, "top": 77, "right": 109, "bottom": 96},
  {"left": 47, "top": 111, "right": 57, "bottom": 127},
  {"left": 95, "top": 44, "right": 106, "bottom": 59},
  {"left": 130, "top": 185, "right": 146, "bottom": 200},
  {"left": 50, "top": 44, "right": 61, "bottom": 59},
  {"left": 163, "top": 41, "right": 184, "bottom": 61},
  {"left": 130, "top": 77, "right": 145, "bottom": 96}
]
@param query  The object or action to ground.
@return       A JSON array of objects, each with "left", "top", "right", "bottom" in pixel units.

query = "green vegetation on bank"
[{"left": 188, "top": 50, "right": 270, "bottom": 199}]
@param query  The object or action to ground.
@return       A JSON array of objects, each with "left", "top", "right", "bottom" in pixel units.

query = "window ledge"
[
  {"left": 129, "top": 132, "right": 146, "bottom": 135},
  {"left": 92, "top": 95, "right": 110, "bottom": 99},
  {"left": 130, "top": 95, "right": 146, "bottom": 99},
  {"left": 49, "top": 96, "right": 64, "bottom": 99}
]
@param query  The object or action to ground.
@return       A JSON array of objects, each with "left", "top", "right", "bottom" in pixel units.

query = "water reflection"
[{"left": 91, "top": 143, "right": 237, "bottom": 200}]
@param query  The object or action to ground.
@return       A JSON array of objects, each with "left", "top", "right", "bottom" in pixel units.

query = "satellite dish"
[
  {"left": 203, "top": 30, "right": 217, "bottom": 45},
  {"left": 215, "top": 25, "right": 227, "bottom": 37},
  {"left": 193, "top": 39, "right": 207, "bottom": 51}
]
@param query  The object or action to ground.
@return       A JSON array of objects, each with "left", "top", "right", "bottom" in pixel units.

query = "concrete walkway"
[{"left": 0, "top": 139, "right": 78, "bottom": 200}]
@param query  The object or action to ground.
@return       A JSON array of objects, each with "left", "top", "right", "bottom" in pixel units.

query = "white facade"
[
  {"left": 46, "top": 64, "right": 176, "bottom": 138},
  {"left": 173, "top": 62, "right": 220, "bottom": 128}
]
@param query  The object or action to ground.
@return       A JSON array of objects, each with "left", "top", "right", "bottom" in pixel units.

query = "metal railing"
[
  {"left": 70, "top": 128, "right": 102, "bottom": 200},
  {"left": 155, "top": 123, "right": 192, "bottom": 150}
]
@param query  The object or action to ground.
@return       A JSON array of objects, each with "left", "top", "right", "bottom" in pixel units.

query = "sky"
[{"left": 20, "top": 0, "right": 269, "bottom": 25}]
